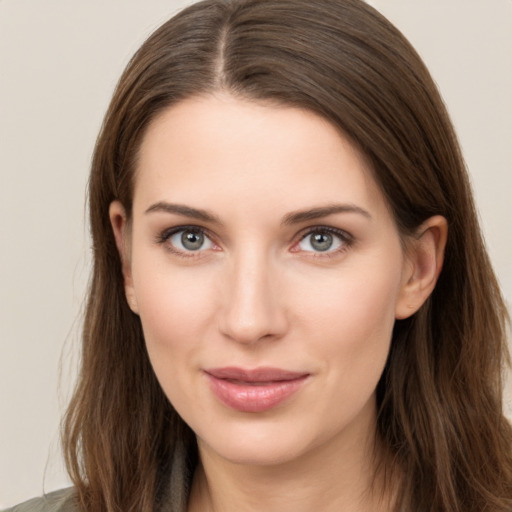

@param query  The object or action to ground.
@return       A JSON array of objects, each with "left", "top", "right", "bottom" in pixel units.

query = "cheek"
[
  {"left": 301, "top": 261, "right": 401, "bottom": 341},
  {"left": 296, "top": 258, "right": 403, "bottom": 389},
  {"left": 131, "top": 255, "right": 217, "bottom": 380},
  {"left": 134, "top": 273, "right": 216, "bottom": 420}
]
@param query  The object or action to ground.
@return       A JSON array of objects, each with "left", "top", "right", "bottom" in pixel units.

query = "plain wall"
[{"left": 1, "top": 0, "right": 511, "bottom": 507}]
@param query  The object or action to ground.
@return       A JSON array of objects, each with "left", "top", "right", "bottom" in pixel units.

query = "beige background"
[{"left": 1, "top": 0, "right": 511, "bottom": 507}]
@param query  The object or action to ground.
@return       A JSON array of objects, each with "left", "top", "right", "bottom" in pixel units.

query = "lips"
[{"left": 205, "top": 367, "right": 309, "bottom": 413}]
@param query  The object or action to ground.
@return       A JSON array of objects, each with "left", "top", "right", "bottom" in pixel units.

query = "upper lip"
[{"left": 205, "top": 367, "right": 309, "bottom": 382}]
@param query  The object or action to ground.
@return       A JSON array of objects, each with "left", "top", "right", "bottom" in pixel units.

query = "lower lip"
[{"left": 205, "top": 373, "right": 309, "bottom": 413}]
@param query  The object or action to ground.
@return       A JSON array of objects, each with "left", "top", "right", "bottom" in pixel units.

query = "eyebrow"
[
  {"left": 282, "top": 204, "right": 372, "bottom": 225},
  {"left": 145, "top": 202, "right": 221, "bottom": 224},
  {"left": 144, "top": 201, "right": 372, "bottom": 225}
]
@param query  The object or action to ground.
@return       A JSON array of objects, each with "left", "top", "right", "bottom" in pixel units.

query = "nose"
[{"left": 218, "top": 249, "right": 288, "bottom": 345}]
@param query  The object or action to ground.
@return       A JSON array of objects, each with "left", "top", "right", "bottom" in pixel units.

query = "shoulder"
[{"left": 2, "top": 488, "right": 77, "bottom": 512}]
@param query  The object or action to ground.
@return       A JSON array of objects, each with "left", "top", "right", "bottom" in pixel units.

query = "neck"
[{"left": 188, "top": 402, "right": 394, "bottom": 512}]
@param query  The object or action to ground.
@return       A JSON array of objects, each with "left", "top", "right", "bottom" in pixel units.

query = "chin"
[
  {"left": 195, "top": 417, "right": 328, "bottom": 468},
  {"left": 201, "top": 438, "right": 308, "bottom": 467}
]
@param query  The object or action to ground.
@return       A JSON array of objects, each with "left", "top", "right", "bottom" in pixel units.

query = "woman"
[{"left": 7, "top": 0, "right": 511, "bottom": 511}]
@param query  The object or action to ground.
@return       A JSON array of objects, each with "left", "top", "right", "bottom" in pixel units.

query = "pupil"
[
  {"left": 182, "top": 231, "right": 204, "bottom": 250},
  {"left": 311, "top": 232, "right": 332, "bottom": 251}
]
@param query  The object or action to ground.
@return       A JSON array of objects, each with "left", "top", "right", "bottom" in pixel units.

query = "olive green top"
[
  {"left": 3, "top": 480, "right": 187, "bottom": 512},
  {"left": 2, "top": 488, "right": 76, "bottom": 512},
  {"left": 3, "top": 441, "right": 191, "bottom": 512}
]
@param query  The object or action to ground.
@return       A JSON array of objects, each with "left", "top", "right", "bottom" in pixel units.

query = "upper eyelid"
[
  {"left": 296, "top": 225, "right": 353, "bottom": 241},
  {"left": 160, "top": 224, "right": 213, "bottom": 239}
]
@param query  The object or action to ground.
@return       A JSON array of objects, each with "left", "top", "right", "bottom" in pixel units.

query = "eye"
[
  {"left": 296, "top": 228, "right": 350, "bottom": 253},
  {"left": 161, "top": 227, "right": 214, "bottom": 253}
]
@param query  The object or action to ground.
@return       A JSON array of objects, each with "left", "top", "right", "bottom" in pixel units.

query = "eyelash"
[
  {"left": 155, "top": 225, "right": 354, "bottom": 258},
  {"left": 294, "top": 226, "right": 354, "bottom": 258},
  {"left": 155, "top": 225, "right": 216, "bottom": 259}
]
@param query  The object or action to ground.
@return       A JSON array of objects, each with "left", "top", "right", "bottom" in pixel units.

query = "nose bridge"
[{"left": 219, "top": 244, "right": 286, "bottom": 344}]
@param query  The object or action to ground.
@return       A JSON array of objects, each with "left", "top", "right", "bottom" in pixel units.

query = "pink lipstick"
[{"left": 205, "top": 367, "right": 309, "bottom": 413}]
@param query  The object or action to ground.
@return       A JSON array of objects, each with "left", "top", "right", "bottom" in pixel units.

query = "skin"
[{"left": 110, "top": 94, "right": 447, "bottom": 512}]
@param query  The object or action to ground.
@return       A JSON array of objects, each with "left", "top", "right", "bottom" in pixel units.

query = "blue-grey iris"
[
  {"left": 311, "top": 232, "right": 333, "bottom": 252},
  {"left": 181, "top": 231, "right": 204, "bottom": 250}
]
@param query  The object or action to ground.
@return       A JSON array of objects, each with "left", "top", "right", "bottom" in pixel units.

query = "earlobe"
[
  {"left": 395, "top": 215, "right": 448, "bottom": 319},
  {"left": 109, "top": 200, "right": 139, "bottom": 314}
]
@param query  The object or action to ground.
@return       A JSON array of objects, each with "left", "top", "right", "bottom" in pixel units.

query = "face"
[{"left": 112, "top": 94, "right": 418, "bottom": 468}]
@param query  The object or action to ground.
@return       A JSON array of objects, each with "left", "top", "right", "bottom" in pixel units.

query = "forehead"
[{"left": 133, "top": 94, "right": 390, "bottom": 221}]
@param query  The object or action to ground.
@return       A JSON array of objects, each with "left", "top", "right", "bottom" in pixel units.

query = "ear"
[
  {"left": 109, "top": 200, "right": 139, "bottom": 314},
  {"left": 395, "top": 215, "right": 448, "bottom": 319}
]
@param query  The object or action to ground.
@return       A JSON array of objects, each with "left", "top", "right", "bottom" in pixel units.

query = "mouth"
[{"left": 204, "top": 367, "right": 310, "bottom": 413}]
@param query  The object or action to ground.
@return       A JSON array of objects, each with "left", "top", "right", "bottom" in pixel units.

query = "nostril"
[{"left": 218, "top": 297, "right": 288, "bottom": 345}]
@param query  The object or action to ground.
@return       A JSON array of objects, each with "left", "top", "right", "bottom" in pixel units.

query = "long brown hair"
[{"left": 63, "top": 1, "right": 512, "bottom": 510}]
